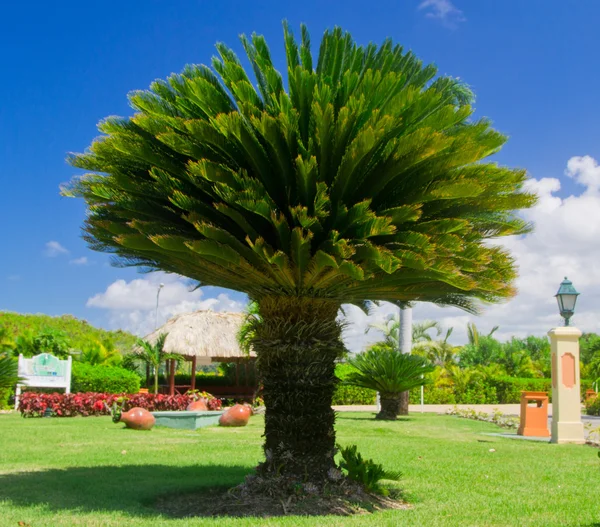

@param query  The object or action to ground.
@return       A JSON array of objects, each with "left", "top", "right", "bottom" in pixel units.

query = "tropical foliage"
[
  {"left": 65, "top": 23, "right": 535, "bottom": 488},
  {"left": 344, "top": 348, "right": 433, "bottom": 419},
  {"left": 0, "top": 312, "right": 137, "bottom": 356}
]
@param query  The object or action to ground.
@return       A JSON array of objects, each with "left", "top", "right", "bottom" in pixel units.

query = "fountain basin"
[{"left": 151, "top": 410, "right": 224, "bottom": 430}]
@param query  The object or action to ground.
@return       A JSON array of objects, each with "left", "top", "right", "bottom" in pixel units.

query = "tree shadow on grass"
[{"left": 0, "top": 464, "right": 250, "bottom": 517}]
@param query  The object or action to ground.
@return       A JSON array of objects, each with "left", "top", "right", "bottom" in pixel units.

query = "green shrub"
[
  {"left": 333, "top": 384, "right": 376, "bottom": 405},
  {"left": 409, "top": 386, "right": 456, "bottom": 404},
  {"left": 72, "top": 363, "right": 140, "bottom": 394},
  {"left": 0, "top": 387, "right": 12, "bottom": 409},
  {"left": 337, "top": 444, "right": 401, "bottom": 496}
]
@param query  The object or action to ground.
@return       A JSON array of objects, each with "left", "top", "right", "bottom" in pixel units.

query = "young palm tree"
[
  {"left": 413, "top": 327, "right": 459, "bottom": 367},
  {"left": 344, "top": 349, "right": 434, "bottom": 419},
  {"left": 0, "top": 354, "right": 22, "bottom": 390},
  {"left": 369, "top": 317, "right": 440, "bottom": 349},
  {"left": 64, "top": 24, "right": 535, "bottom": 489},
  {"left": 135, "top": 334, "right": 181, "bottom": 394}
]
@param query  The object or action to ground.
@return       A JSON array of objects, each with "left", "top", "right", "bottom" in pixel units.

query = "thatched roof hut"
[
  {"left": 141, "top": 310, "right": 254, "bottom": 396},
  {"left": 143, "top": 310, "right": 253, "bottom": 361}
]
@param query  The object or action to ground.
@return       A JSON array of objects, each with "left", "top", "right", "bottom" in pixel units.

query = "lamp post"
[
  {"left": 155, "top": 283, "right": 164, "bottom": 330},
  {"left": 549, "top": 276, "right": 584, "bottom": 444},
  {"left": 555, "top": 277, "right": 580, "bottom": 326}
]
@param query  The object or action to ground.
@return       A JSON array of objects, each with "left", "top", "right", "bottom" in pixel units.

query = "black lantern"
[{"left": 555, "top": 277, "right": 580, "bottom": 326}]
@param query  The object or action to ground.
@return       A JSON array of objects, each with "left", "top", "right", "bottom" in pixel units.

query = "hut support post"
[
  {"left": 169, "top": 359, "right": 176, "bottom": 396},
  {"left": 190, "top": 356, "right": 197, "bottom": 392}
]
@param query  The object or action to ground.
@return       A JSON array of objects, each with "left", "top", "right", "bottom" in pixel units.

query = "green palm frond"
[
  {"left": 344, "top": 349, "right": 434, "bottom": 396},
  {"left": 0, "top": 354, "right": 22, "bottom": 390},
  {"left": 65, "top": 24, "right": 536, "bottom": 310}
]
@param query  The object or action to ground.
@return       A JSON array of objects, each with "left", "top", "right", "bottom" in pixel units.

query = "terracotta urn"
[
  {"left": 187, "top": 399, "right": 208, "bottom": 411},
  {"left": 219, "top": 404, "right": 251, "bottom": 427},
  {"left": 120, "top": 407, "right": 155, "bottom": 430}
]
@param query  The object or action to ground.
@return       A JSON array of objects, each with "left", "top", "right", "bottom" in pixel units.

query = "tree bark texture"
[
  {"left": 376, "top": 395, "right": 402, "bottom": 420},
  {"left": 252, "top": 296, "right": 345, "bottom": 482}
]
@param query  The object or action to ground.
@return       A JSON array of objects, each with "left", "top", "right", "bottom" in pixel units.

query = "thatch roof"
[{"left": 142, "top": 310, "right": 254, "bottom": 360}]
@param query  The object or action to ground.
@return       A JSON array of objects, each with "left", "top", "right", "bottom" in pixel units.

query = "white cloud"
[
  {"left": 418, "top": 0, "right": 465, "bottom": 26},
  {"left": 87, "top": 273, "right": 245, "bottom": 336},
  {"left": 44, "top": 241, "right": 69, "bottom": 257},
  {"left": 69, "top": 257, "right": 89, "bottom": 266},
  {"left": 341, "top": 155, "right": 600, "bottom": 351}
]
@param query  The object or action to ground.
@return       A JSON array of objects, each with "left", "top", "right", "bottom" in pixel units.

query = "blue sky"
[{"left": 2, "top": 1, "right": 600, "bottom": 346}]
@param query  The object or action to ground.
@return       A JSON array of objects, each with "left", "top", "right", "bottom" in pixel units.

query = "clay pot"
[
  {"left": 187, "top": 399, "right": 208, "bottom": 411},
  {"left": 219, "top": 404, "right": 251, "bottom": 427},
  {"left": 120, "top": 407, "right": 155, "bottom": 430}
]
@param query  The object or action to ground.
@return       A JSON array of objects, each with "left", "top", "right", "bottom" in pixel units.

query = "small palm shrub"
[
  {"left": 344, "top": 349, "right": 434, "bottom": 420},
  {"left": 337, "top": 444, "right": 401, "bottom": 496}
]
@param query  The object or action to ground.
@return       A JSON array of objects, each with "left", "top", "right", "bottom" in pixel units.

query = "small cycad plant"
[{"left": 337, "top": 444, "right": 401, "bottom": 496}]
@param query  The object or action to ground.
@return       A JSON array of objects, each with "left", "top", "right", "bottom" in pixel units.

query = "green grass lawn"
[{"left": 0, "top": 411, "right": 596, "bottom": 527}]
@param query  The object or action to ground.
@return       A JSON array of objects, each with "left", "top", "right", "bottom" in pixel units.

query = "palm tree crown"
[{"left": 65, "top": 23, "right": 535, "bottom": 311}]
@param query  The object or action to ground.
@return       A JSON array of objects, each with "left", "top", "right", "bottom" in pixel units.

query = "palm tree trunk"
[
  {"left": 252, "top": 296, "right": 345, "bottom": 484},
  {"left": 398, "top": 304, "right": 412, "bottom": 416},
  {"left": 154, "top": 365, "right": 159, "bottom": 394},
  {"left": 377, "top": 395, "right": 402, "bottom": 420}
]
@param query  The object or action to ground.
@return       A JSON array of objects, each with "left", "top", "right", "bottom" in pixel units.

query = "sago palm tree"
[
  {"left": 344, "top": 349, "right": 434, "bottom": 419},
  {"left": 64, "top": 24, "right": 535, "bottom": 489}
]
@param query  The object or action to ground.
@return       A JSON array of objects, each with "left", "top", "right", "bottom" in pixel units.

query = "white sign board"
[{"left": 15, "top": 353, "right": 72, "bottom": 409}]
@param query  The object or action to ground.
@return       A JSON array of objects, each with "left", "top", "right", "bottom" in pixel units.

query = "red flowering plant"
[{"left": 19, "top": 391, "right": 222, "bottom": 417}]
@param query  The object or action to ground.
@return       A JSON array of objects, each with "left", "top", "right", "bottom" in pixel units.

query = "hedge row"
[
  {"left": 409, "top": 377, "right": 594, "bottom": 405},
  {"left": 331, "top": 363, "right": 593, "bottom": 406}
]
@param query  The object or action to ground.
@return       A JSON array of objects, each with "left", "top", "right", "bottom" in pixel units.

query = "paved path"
[
  {"left": 332, "top": 404, "right": 600, "bottom": 440},
  {"left": 333, "top": 404, "right": 525, "bottom": 414}
]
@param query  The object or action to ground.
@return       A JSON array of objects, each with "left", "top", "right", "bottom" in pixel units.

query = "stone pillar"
[{"left": 548, "top": 327, "right": 585, "bottom": 444}]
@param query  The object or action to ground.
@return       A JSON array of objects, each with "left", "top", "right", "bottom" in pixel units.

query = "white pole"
[{"left": 65, "top": 356, "right": 72, "bottom": 395}]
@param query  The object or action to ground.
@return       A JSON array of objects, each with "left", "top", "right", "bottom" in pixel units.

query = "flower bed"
[
  {"left": 18, "top": 391, "right": 221, "bottom": 417},
  {"left": 446, "top": 406, "right": 520, "bottom": 429}
]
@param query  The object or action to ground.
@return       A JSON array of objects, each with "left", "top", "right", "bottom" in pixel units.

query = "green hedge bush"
[
  {"left": 332, "top": 362, "right": 593, "bottom": 405},
  {"left": 332, "top": 363, "right": 376, "bottom": 405},
  {"left": 72, "top": 363, "right": 140, "bottom": 394}
]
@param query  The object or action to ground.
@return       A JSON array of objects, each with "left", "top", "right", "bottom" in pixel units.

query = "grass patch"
[{"left": 0, "top": 411, "right": 597, "bottom": 526}]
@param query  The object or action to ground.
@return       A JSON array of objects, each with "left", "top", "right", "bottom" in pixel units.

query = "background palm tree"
[
  {"left": 65, "top": 24, "right": 535, "bottom": 490},
  {"left": 466, "top": 322, "right": 499, "bottom": 347},
  {"left": 344, "top": 349, "right": 434, "bottom": 419},
  {"left": 368, "top": 317, "right": 440, "bottom": 348},
  {"left": 135, "top": 334, "right": 181, "bottom": 394},
  {"left": 413, "top": 327, "right": 459, "bottom": 367}
]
